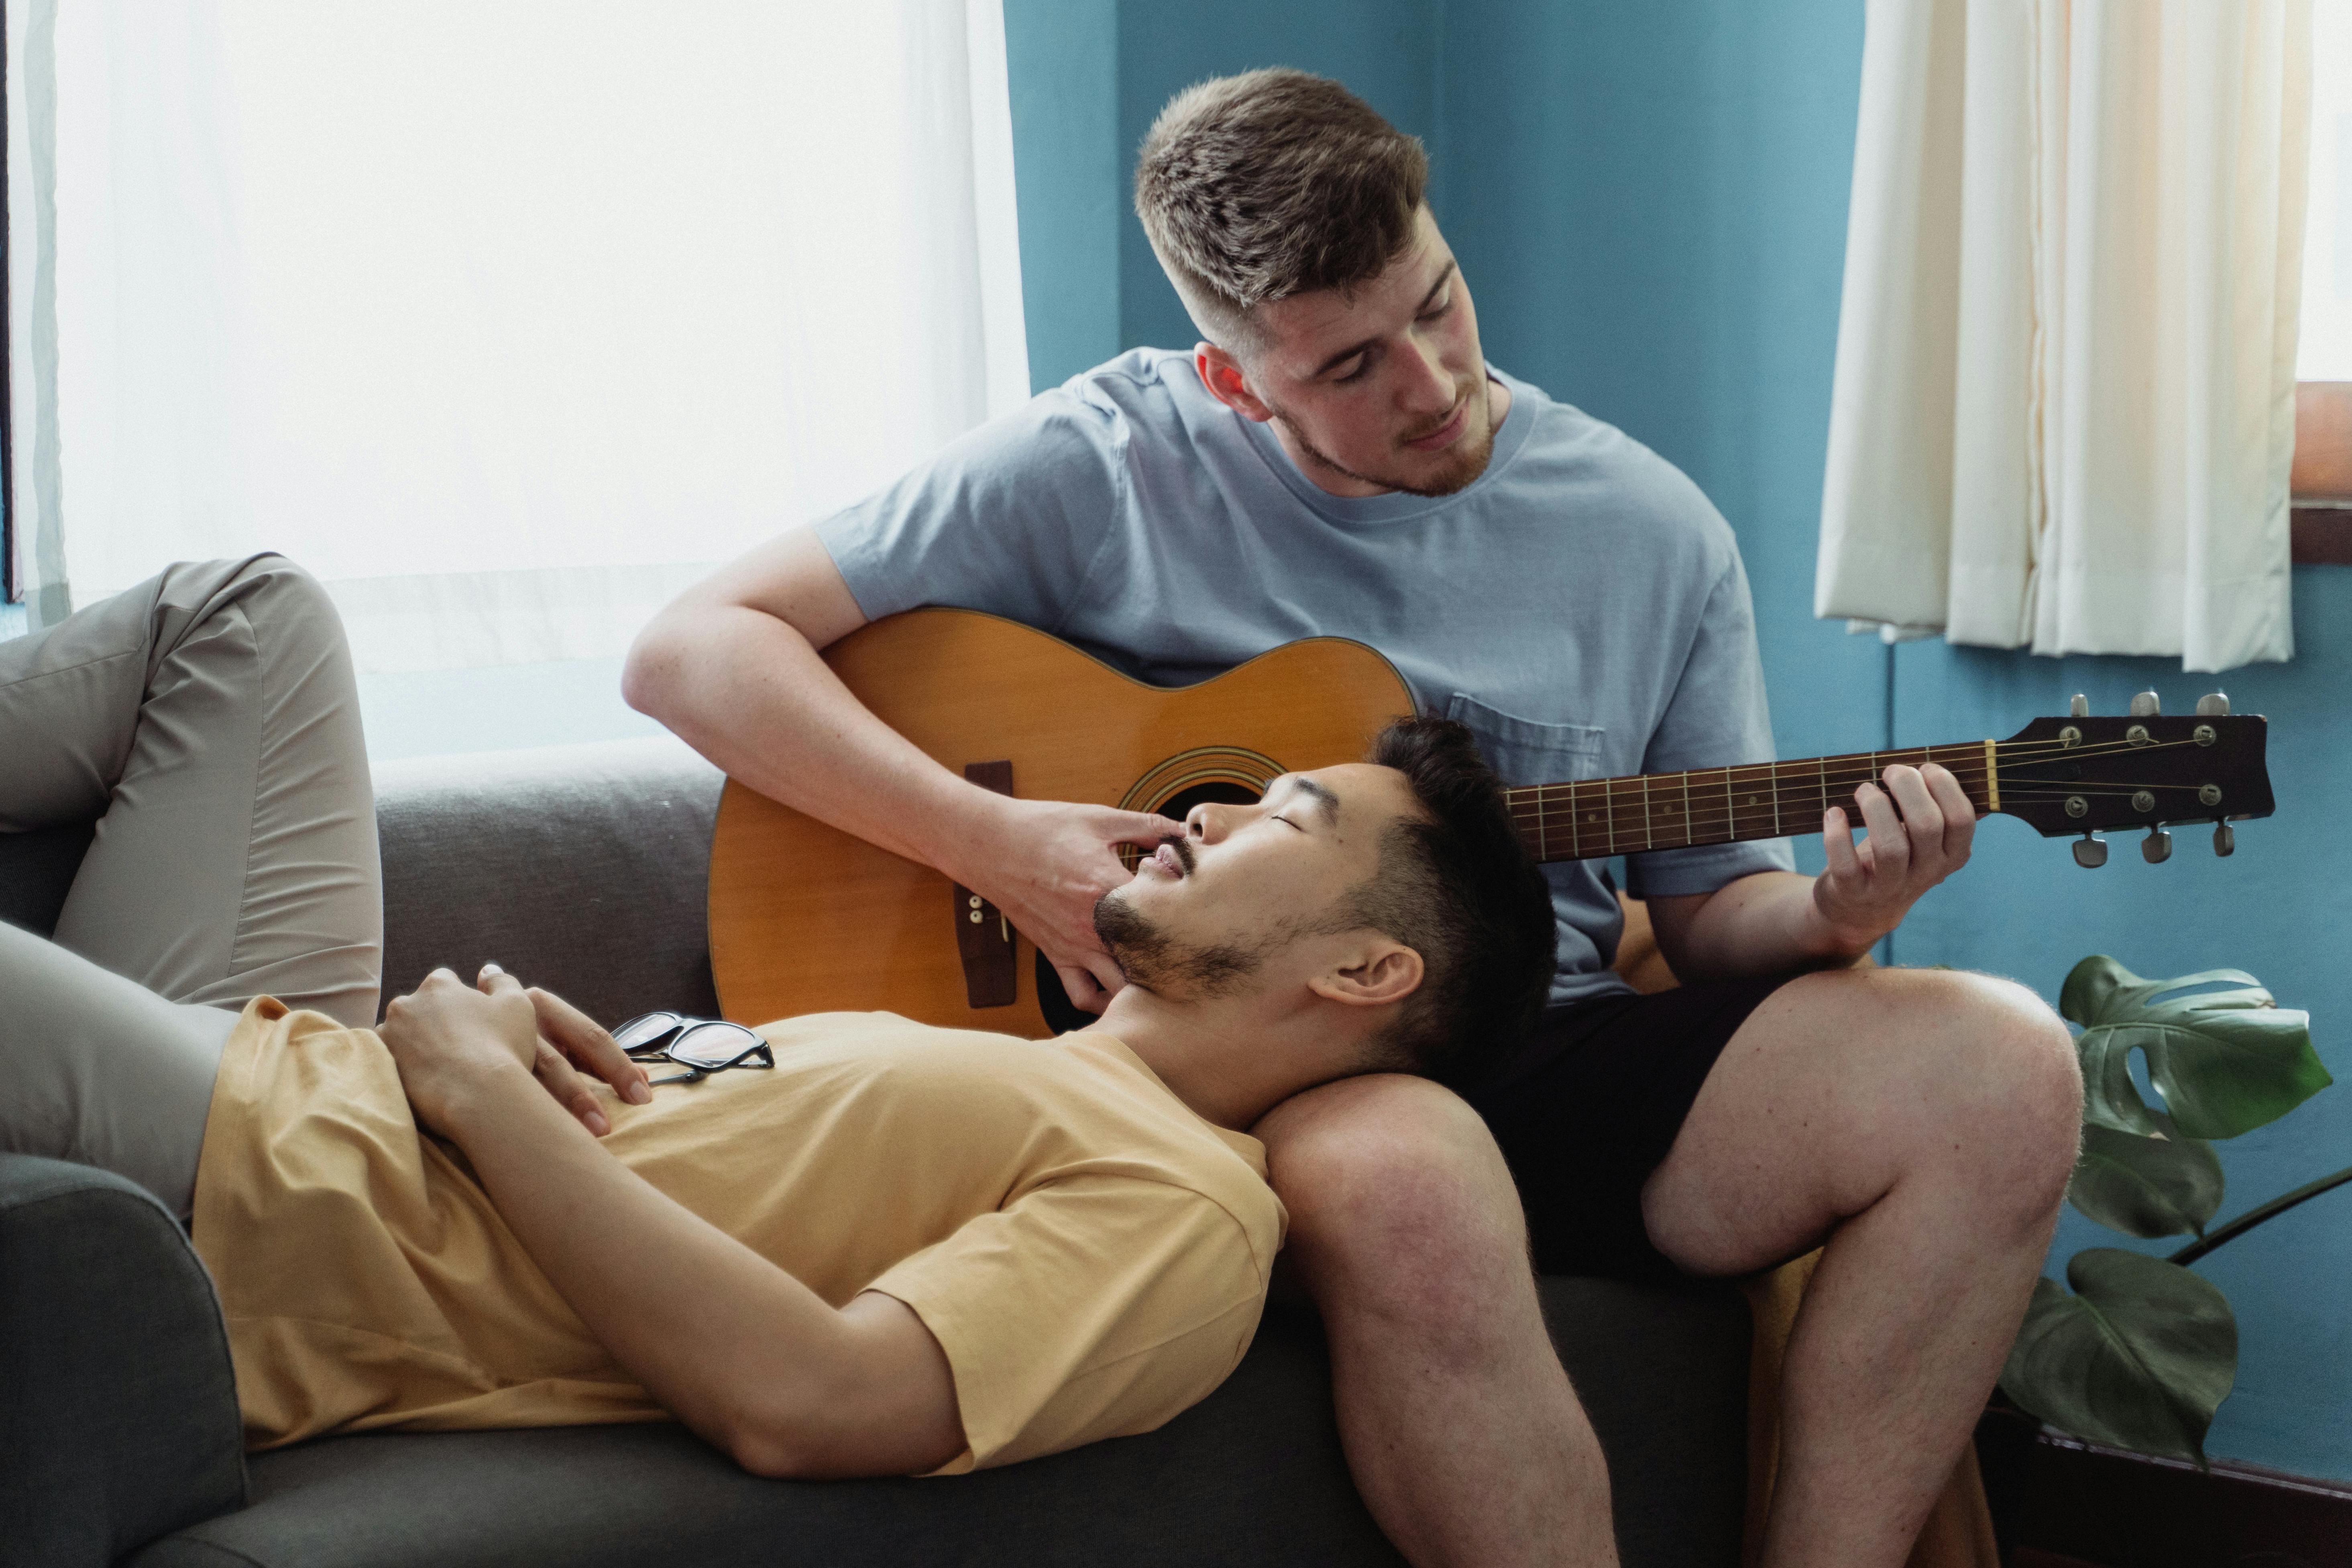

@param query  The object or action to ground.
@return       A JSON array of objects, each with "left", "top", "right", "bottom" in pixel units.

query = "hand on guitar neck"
[
  {"left": 1812, "top": 761, "right": 1979, "bottom": 953},
  {"left": 941, "top": 793, "right": 1187, "bottom": 1013},
  {"left": 1647, "top": 761, "right": 1978, "bottom": 981}
]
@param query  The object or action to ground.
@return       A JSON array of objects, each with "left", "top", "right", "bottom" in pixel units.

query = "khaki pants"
[{"left": 0, "top": 555, "right": 379, "bottom": 1216}]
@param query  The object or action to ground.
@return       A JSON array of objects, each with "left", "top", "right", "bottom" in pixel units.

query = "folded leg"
[{"left": 0, "top": 555, "right": 380, "bottom": 1024}]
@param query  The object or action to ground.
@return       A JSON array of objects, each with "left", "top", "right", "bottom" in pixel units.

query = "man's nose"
[
  {"left": 1401, "top": 331, "right": 1454, "bottom": 413},
  {"left": 1186, "top": 802, "right": 1228, "bottom": 842}
]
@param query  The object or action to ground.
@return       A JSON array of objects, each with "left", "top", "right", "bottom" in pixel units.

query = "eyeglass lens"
[
  {"left": 665, "top": 1021, "right": 768, "bottom": 1069},
  {"left": 614, "top": 1012, "right": 689, "bottom": 1052}
]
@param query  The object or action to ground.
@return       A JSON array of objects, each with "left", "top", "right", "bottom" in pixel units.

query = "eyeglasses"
[{"left": 611, "top": 1011, "right": 775, "bottom": 1085}]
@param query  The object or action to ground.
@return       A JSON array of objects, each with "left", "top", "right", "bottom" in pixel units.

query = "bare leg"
[
  {"left": 1255, "top": 1074, "right": 1617, "bottom": 1568},
  {"left": 1643, "top": 967, "right": 2081, "bottom": 1568}
]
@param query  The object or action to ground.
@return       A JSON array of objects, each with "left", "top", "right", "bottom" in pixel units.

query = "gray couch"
[{"left": 0, "top": 737, "right": 1752, "bottom": 1568}]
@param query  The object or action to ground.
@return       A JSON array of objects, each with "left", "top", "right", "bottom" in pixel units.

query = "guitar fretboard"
[{"left": 1505, "top": 743, "right": 1996, "bottom": 863}]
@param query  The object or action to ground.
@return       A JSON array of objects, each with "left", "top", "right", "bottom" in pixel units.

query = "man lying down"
[{"left": 0, "top": 554, "right": 1557, "bottom": 1478}]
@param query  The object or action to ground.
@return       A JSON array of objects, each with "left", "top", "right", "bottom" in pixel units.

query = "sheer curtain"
[
  {"left": 1816, "top": 0, "right": 2310, "bottom": 673},
  {"left": 7, "top": 0, "right": 1028, "bottom": 671}
]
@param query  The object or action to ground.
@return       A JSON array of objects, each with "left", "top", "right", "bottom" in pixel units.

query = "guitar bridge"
[{"left": 953, "top": 761, "right": 1018, "bottom": 1007}]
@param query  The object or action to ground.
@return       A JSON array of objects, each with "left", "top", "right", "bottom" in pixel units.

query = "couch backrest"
[
  {"left": 2, "top": 735, "right": 731, "bottom": 1025},
  {"left": 375, "top": 737, "right": 725, "bottom": 1026}
]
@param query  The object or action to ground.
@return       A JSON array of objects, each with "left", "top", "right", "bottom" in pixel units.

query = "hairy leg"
[
  {"left": 1256, "top": 1074, "right": 1617, "bottom": 1568},
  {"left": 1643, "top": 967, "right": 2081, "bottom": 1568}
]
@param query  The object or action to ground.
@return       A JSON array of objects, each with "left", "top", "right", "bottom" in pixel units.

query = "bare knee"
[
  {"left": 1256, "top": 1075, "right": 1530, "bottom": 1334},
  {"left": 1899, "top": 969, "right": 2082, "bottom": 1211}
]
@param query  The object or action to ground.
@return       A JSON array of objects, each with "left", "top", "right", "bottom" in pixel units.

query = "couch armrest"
[{"left": 0, "top": 1155, "right": 246, "bottom": 1568}]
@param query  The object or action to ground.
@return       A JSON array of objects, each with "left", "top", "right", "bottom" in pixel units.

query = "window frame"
[{"left": 2293, "top": 382, "right": 2352, "bottom": 566}]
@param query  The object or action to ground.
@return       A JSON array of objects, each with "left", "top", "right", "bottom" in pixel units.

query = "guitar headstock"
[{"left": 1994, "top": 693, "right": 2273, "bottom": 866}]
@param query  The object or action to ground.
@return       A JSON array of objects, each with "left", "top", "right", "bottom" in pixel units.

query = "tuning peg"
[
  {"left": 2143, "top": 827, "right": 2172, "bottom": 863},
  {"left": 2073, "top": 834, "right": 2108, "bottom": 868},
  {"left": 2213, "top": 822, "right": 2235, "bottom": 857},
  {"left": 2197, "top": 692, "right": 2231, "bottom": 716},
  {"left": 2069, "top": 693, "right": 2089, "bottom": 717},
  {"left": 2130, "top": 690, "right": 2161, "bottom": 716}
]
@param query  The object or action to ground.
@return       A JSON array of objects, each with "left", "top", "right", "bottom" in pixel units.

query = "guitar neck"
[{"left": 1505, "top": 742, "right": 1997, "bottom": 864}]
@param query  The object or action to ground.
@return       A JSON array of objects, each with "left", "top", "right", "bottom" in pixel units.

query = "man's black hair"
[{"left": 1353, "top": 716, "right": 1557, "bottom": 1086}]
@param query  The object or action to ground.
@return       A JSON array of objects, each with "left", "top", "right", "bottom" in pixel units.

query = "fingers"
[
  {"left": 1821, "top": 804, "right": 1859, "bottom": 880},
  {"left": 532, "top": 1039, "right": 612, "bottom": 1136},
  {"left": 474, "top": 962, "right": 527, "bottom": 1000},
  {"left": 1921, "top": 762, "right": 1977, "bottom": 861},
  {"left": 1880, "top": 766, "right": 1946, "bottom": 867},
  {"left": 1853, "top": 781, "right": 1910, "bottom": 879},
  {"left": 1053, "top": 961, "right": 1112, "bottom": 1015},
  {"left": 528, "top": 986, "right": 654, "bottom": 1105},
  {"left": 1101, "top": 809, "right": 1189, "bottom": 849}
]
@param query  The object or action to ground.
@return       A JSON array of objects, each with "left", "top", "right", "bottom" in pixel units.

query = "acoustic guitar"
[{"left": 708, "top": 609, "right": 2276, "bottom": 1036}]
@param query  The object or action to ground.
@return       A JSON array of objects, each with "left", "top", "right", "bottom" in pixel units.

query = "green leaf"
[
  {"left": 2060, "top": 956, "right": 2330, "bottom": 1139},
  {"left": 2069, "top": 1114, "right": 2225, "bottom": 1238},
  {"left": 2000, "top": 1248, "right": 2237, "bottom": 1464}
]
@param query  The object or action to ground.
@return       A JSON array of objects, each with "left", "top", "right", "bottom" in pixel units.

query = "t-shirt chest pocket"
[{"left": 1442, "top": 694, "right": 1607, "bottom": 788}]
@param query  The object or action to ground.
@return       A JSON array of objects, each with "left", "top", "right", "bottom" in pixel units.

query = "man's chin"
[
  {"left": 1278, "top": 405, "right": 1497, "bottom": 499},
  {"left": 1389, "top": 424, "right": 1496, "bottom": 498}
]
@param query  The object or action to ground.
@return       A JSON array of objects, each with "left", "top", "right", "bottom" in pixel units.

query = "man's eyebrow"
[
  {"left": 1307, "top": 261, "right": 1459, "bottom": 379},
  {"left": 1279, "top": 775, "right": 1342, "bottom": 828}
]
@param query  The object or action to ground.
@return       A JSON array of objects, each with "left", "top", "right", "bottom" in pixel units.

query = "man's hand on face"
[
  {"left": 1813, "top": 762, "right": 1976, "bottom": 954},
  {"left": 380, "top": 965, "right": 653, "bottom": 1138},
  {"left": 955, "top": 797, "right": 1186, "bottom": 1014}
]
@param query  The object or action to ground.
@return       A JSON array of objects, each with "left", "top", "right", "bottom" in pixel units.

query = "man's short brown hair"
[{"left": 1134, "top": 69, "right": 1428, "bottom": 348}]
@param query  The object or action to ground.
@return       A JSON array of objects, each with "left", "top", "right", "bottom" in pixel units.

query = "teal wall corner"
[{"left": 1003, "top": 0, "right": 1123, "bottom": 390}]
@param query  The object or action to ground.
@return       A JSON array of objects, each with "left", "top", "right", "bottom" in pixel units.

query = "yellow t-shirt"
[{"left": 191, "top": 999, "right": 1285, "bottom": 1473}]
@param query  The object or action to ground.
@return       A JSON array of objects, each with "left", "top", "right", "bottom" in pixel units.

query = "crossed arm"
[{"left": 376, "top": 969, "right": 965, "bottom": 1478}]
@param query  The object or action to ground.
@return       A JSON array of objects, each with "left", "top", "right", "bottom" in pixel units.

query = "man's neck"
[{"left": 1079, "top": 988, "right": 1356, "bottom": 1132}]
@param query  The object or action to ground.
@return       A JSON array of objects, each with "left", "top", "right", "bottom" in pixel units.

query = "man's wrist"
[
  {"left": 1795, "top": 897, "right": 1886, "bottom": 964},
  {"left": 430, "top": 1057, "right": 544, "bottom": 1146},
  {"left": 922, "top": 778, "right": 1015, "bottom": 887}
]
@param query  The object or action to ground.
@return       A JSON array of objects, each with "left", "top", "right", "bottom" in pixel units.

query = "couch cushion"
[
  {"left": 374, "top": 737, "right": 724, "bottom": 1026},
  {"left": 127, "top": 1281, "right": 1747, "bottom": 1568}
]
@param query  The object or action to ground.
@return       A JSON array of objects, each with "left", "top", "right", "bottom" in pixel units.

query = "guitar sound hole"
[{"left": 1036, "top": 779, "right": 1264, "bottom": 1035}]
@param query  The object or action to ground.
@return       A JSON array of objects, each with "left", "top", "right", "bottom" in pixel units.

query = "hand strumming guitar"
[{"left": 941, "top": 793, "right": 1185, "bottom": 1013}]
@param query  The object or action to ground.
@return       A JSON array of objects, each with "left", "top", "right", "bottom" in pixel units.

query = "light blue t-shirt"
[{"left": 817, "top": 349, "right": 1794, "bottom": 1008}]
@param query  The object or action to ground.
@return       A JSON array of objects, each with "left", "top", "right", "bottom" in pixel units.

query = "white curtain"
[
  {"left": 7, "top": 0, "right": 1028, "bottom": 671},
  {"left": 1816, "top": 0, "right": 2310, "bottom": 674}
]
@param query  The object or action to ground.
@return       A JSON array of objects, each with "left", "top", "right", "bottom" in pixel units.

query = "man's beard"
[
  {"left": 1268, "top": 376, "right": 1497, "bottom": 499},
  {"left": 1094, "top": 888, "right": 1261, "bottom": 999}
]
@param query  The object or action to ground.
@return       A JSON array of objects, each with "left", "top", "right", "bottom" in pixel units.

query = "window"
[
  {"left": 2292, "top": 0, "right": 2352, "bottom": 563},
  {"left": 4, "top": 2, "right": 1028, "bottom": 679}
]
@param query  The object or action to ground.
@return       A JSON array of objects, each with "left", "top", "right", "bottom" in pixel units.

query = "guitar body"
[{"left": 708, "top": 609, "right": 1416, "bottom": 1034}]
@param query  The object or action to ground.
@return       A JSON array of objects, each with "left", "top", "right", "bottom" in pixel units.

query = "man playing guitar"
[{"left": 627, "top": 69, "right": 2083, "bottom": 1568}]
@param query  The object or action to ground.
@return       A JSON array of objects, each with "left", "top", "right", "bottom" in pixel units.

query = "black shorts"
[{"left": 1464, "top": 977, "right": 1790, "bottom": 1286}]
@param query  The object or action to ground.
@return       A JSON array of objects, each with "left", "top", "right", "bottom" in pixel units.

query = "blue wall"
[{"left": 1002, "top": 0, "right": 2352, "bottom": 1483}]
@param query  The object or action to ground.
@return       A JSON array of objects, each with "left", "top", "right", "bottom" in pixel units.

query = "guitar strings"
[
  {"left": 1503, "top": 739, "right": 2214, "bottom": 813},
  {"left": 1499, "top": 732, "right": 2238, "bottom": 852}
]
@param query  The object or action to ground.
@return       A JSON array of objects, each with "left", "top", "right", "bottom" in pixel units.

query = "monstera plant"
[{"left": 1999, "top": 957, "right": 2342, "bottom": 1466}]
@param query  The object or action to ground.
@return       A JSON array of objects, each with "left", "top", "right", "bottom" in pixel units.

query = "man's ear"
[
  {"left": 1308, "top": 938, "right": 1424, "bottom": 1009},
  {"left": 1194, "top": 342, "right": 1276, "bottom": 424}
]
